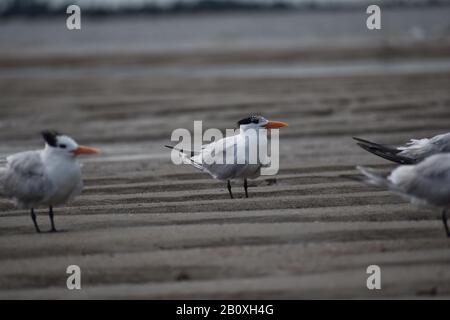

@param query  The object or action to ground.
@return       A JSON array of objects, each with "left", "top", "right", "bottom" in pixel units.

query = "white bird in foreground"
[
  {"left": 0, "top": 131, "right": 99, "bottom": 233},
  {"left": 356, "top": 153, "right": 450, "bottom": 237},
  {"left": 166, "top": 115, "right": 288, "bottom": 198},
  {"left": 353, "top": 133, "right": 450, "bottom": 164}
]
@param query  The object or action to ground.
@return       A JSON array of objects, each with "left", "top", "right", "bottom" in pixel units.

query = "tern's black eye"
[{"left": 59, "top": 144, "right": 67, "bottom": 149}]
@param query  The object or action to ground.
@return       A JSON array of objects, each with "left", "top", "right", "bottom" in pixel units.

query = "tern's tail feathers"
[
  {"left": 165, "top": 145, "right": 204, "bottom": 170},
  {"left": 164, "top": 145, "right": 196, "bottom": 157},
  {"left": 353, "top": 137, "right": 415, "bottom": 164},
  {"left": 356, "top": 166, "right": 392, "bottom": 188}
]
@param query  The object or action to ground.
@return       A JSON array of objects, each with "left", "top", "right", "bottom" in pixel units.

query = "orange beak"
[
  {"left": 72, "top": 145, "right": 99, "bottom": 156},
  {"left": 263, "top": 121, "right": 288, "bottom": 129}
]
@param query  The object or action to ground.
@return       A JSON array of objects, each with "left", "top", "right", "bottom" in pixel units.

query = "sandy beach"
[{"left": 1, "top": 8, "right": 450, "bottom": 299}]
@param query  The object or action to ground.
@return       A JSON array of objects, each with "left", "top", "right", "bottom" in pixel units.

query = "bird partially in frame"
[
  {"left": 353, "top": 133, "right": 450, "bottom": 165},
  {"left": 355, "top": 153, "right": 450, "bottom": 238},
  {"left": 166, "top": 115, "right": 288, "bottom": 199},
  {"left": 0, "top": 130, "right": 99, "bottom": 233}
]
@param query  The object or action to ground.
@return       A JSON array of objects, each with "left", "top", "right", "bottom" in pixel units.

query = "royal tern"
[
  {"left": 166, "top": 115, "right": 287, "bottom": 198},
  {"left": 353, "top": 133, "right": 450, "bottom": 164},
  {"left": 0, "top": 130, "right": 99, "bottom": 233},
  {"left": 356, "top": 153, "right": 450, "bottom": 237}
]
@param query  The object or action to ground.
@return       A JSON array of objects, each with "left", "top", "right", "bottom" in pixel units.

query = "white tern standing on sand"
[
  {"left": 0, "top": 130, "right": 99, "bottom": 233},
  {"left": 353, "top": 133, "right": 450, "bottom": 164},
  {"left": 166, "top": 115, "right": 288, "bottom": 198},
  {"left": 356, "top": 153, "right": 450, "bottom": 237}
]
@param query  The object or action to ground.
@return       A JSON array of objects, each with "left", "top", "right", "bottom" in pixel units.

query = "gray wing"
[
  {"left": 391, "top": 154, "right": 450, "bottom": 207},
  {"left": 0, "top": 151, "right": 53, "bottom": 207},
  {"left": 429, "top": 133, "right": 450, "bottom": 153},
  {"left": 398, "top": 133, "right": 450, "bottom": 161},
  {"left": 191, "top": 136, "right": 260, "bottom": 180}
]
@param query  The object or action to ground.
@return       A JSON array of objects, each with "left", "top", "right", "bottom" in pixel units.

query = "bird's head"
[
  {"left": 237, "top": 115, "right": 288, "bottom": 132},
  {"left": 42, "top": 130, "right": 99, "bottom": 158}
]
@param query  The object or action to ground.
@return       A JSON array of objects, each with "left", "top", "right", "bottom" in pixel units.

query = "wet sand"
[{"left": 1, "top": 10, "right": 450, "bottom": 299}]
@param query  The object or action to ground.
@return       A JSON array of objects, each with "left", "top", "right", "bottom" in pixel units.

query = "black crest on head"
[
  {"left": 41, "top": 130, "right": 60, "bottom": 147},
  {"left": 237, "top": 115, "right": 261, "bottom": 126}
]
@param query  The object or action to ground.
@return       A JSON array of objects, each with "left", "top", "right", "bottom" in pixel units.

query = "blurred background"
[
  {"left": 1, "top": 0, "right": 450, "bottom": 148},
  {"left": 1, "top": 0, "right": 450, "bottom": 299}
]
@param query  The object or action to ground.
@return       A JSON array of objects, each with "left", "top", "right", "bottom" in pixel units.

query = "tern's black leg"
[
  {"left": 227, "top": 180, "right": 233, "bottom": 199},
  {"left": 442, "top": 209, "right": 449, "bottom": 238},
  {"left": 244, "top": 179, "right": 249, "bottom": 198},
  {"left": 49, "top": 206, "right": 57, "bottom": 232},
  {"left": 30, "top": 208, "right": 41, "bottom": 233}
]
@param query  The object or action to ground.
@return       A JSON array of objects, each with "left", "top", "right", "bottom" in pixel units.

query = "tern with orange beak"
[
  {"left": 0, "top": 130, "right": 99, "bottom": 233},
  {"left": 166, "top": 115, "right": 288, "bottom": 198}
]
